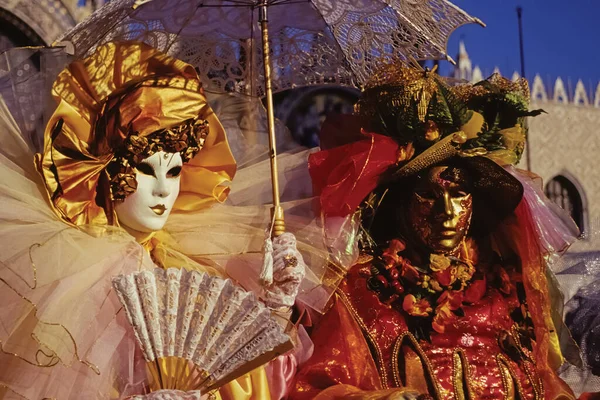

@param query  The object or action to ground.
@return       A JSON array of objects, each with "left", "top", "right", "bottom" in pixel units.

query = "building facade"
[
  {"left": 0, "top": 0, "right": 101, "bottom": 49},
  {"left": 453, "top": 42, "right": 600, "bottom": 305}
]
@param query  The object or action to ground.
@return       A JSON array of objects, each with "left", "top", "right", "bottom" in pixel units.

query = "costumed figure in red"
[{"left": 289, "top": 65, "right": 583, "bottom": 399}]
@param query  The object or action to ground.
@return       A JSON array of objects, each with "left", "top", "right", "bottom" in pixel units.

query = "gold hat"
[
  {"left": 355, "top": 63, "right": 540, "bottom": 180},
  {"left": 36, "top": 41, "right": 236, "bottom": 226}
]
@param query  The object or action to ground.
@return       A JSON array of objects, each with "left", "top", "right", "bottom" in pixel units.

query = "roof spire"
[{"left": 453, "top": 39, "right": 472, "bottom": 81}]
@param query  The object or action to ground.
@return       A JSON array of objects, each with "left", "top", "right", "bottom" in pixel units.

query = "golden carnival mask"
[{"left": 408, "top": 165, "right": 473, "bottom": 254}]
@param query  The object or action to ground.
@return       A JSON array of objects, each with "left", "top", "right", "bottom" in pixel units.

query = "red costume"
[
  {"left": 289, "top": 67, "right": 579, "bottom": 400},
  {"left": 291, "top": 244, "right": 570, "bottom": 399}
]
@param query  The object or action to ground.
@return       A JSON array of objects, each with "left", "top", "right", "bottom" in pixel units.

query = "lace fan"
[{"left": 112, "top": 268, "right": 291, "bottom": 394}]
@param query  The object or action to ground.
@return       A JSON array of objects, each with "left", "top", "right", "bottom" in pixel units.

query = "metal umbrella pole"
[{"left": 259, "top": 1, "right": 285, "bottom": 236}]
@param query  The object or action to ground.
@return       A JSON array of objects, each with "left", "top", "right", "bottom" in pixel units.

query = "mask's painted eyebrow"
[
  {"left": 166, "top": 153, "right": 175, "bottom": 167},
  {"left": 166, "top": 153, "right": 182, "bottom": 167}
]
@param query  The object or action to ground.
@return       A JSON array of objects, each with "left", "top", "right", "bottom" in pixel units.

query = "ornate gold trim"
[
  {"left": 496, "top": 354, "right": 526, "bottom": 400},
  {"left": 337, "top": 290, "right": 388, "bottom": 388},
  {"left": 0, "top": 270, "right": 100, "bottom": 375},
  {"left": 510, "top": 324, "right": 533, "bottom": 362},
  {"left": 0, "top": 383, "right": 30, "bottom": 399},
  {"left": 391, "top": 336, "right": 404, "bottom": 387},
  {"left": 453, "top": 348, "right": 473, "bottom": 400},
  {"left": 522, "top": 361, "right": 543, "bottom": 400},
  {"left": 496, "top": 354, "right": 514, "bottom": 400},
  {"left": 509, "top": 324, "right": 543, "bottom": 399},
  {"left": 391, "top": 332, "right": 442, "bottom": 399}
]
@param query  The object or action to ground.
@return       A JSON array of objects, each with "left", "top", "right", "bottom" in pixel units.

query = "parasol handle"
[{"left": 259, "top": 2, "right": 285, "bottom": 237}]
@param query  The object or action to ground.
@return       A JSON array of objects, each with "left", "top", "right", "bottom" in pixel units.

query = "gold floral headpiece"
[
  {"left": 108, "top": 116, "right": 210, "bottom": 201},
  {"left": 36, "top": 41, "right": 236, "bottom": 227},
  {"left": 355, "top": 63, "right": 541, "bottom": 179}
]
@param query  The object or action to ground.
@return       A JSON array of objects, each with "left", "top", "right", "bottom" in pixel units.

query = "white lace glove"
[{"left": 261, "top": 232, "right": 306, "bottom": 309}]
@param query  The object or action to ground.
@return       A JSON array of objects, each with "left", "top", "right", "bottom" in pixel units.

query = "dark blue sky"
[{"left": 437, "top": 0, "right": 600, "bottom": 93}]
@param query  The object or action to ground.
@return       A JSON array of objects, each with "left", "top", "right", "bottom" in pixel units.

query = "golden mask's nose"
[{"left": 443, "top": 191, "right": 455, "bottom": 217}]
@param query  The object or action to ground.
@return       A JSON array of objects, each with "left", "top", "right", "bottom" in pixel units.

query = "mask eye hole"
[
  {"left": 136, "top": 162, "right": 155, "bottom": 177},
  {"left": 167, "top": 166, "right": 182, "bottom": 178}
]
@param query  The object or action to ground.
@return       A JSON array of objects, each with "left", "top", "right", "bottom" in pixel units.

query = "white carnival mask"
[{"left": 115, "top": 151, "right": 183, "bottom": 233}]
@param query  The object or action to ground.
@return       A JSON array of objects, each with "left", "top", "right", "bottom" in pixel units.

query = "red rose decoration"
[
  {"left": 432, "top": 302, "right": 459, "bottom": 333},
  {"left": 438, "top": 290, "right": 464, "bottom": 310},
  {"left": 433, "top": 267, "right": 456, "bottom": 287}
]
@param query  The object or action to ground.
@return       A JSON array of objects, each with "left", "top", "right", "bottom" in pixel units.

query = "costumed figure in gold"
[
  {"left": 289, "top": 65, "right": 581, "bottom": 399},
  {"left": 0, "top": 41, "right": 317, "bottom": 399}
]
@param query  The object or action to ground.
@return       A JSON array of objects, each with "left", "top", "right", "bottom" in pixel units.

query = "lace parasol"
[{"left": 58, "top": 0, "right": 484, "bottom": 97}]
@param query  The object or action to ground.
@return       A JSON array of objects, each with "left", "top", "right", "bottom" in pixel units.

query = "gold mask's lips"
[{"left": 150, "top": 204, "right": 166, "bottom": 216}]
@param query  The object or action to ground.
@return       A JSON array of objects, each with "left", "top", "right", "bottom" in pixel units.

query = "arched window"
[
  {"left": 275, "top": 86, "right": 360, "bottom": 148},
  {"left": 545, "top": 175, "right": 585, "bottom": 232}
]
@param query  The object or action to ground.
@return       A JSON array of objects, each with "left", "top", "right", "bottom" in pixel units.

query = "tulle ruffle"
[
  {"left": 0, "top": 96, "right": 156, "bottom": 398},
  {"left": 0, "top": 85, "right": 343, "bottom": 398},
  {"left": 507, "top": 166, "right": 580, "bottom": 258}
]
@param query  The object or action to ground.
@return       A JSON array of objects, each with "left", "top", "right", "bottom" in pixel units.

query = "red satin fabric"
[
  {"left": 290, "top": 291, "right": 384, "bottom": 399},
  {"left": 309, "top": 132, "right": 398, "bottom": 217}
]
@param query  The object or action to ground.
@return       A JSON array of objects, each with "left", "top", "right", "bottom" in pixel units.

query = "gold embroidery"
[
  {"left": 18, "top": 227, "right": 72, "bottom": 291},
  {"left": 27, "top": 243, "right": 40, "bottom": 289},
  {"left": 496, "top": 354, "right": 527, "bottom": 400},
  {"left": 391, "top": 336, "right": 403, "bottom": 387},
  {"left": 510, "top": 324, "right": 533, "bottom": 362},
  {"left": 392, "top": 332, "right": 442, "bottom": 399},
  {"left": 496, "top": 354, "right": 513, "bottom": 400},
  {"left": 453, "top": 349, "right": 473, "bottom": 400},
  {"left": 1, "top": 228, "right": 147, "bottom": 378},
  {"left": 0, "top": 273, "right": 100, "bottom": 375},
  {"left": 0, "top": 384, "right": 30, "bottom": 399},
  {"left": 522, "top": 361, "right": 543, "bottom": 400},
  {"left": 509, "top": 324, "right": 543, "bottom": 399}
]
